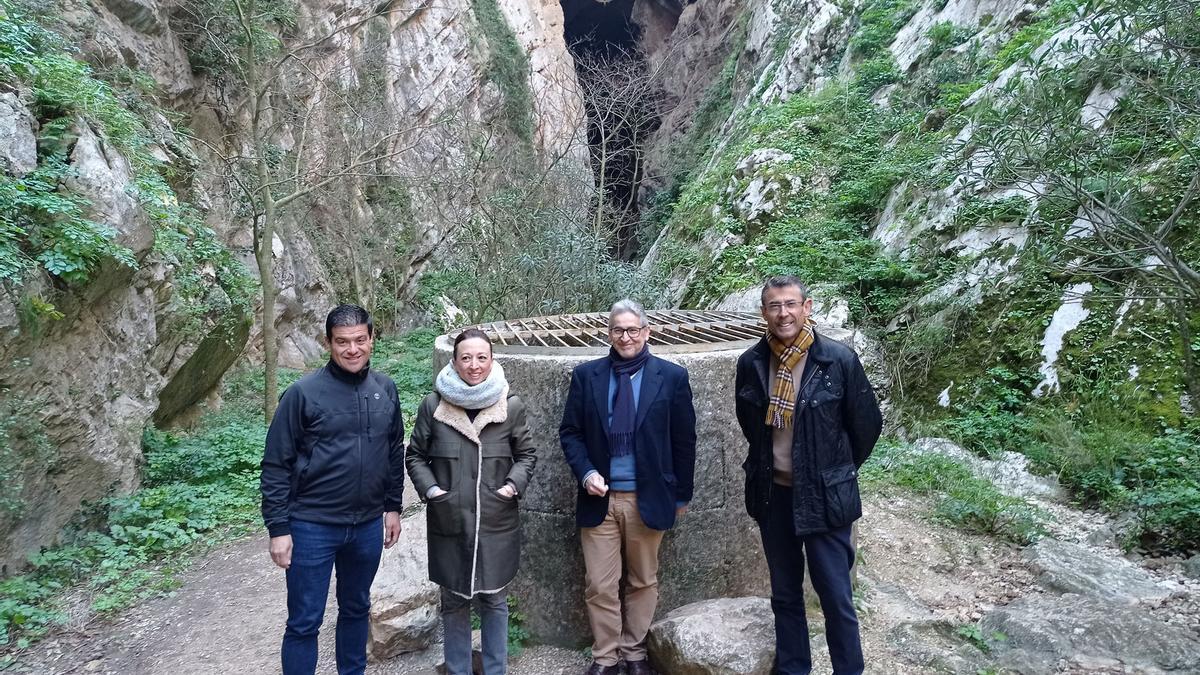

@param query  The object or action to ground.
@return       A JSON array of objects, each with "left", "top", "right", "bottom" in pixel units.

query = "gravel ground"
[{"left": 10, "top": 484, "right": 1198, "bottom": 674}]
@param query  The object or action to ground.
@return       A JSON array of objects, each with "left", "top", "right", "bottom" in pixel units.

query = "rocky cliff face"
[
  {"left": 0, "top": 0, "right": 586, "bottom": 570},
  {"left": 636, "top": 0, "right": 1198, "bottom": 554}
]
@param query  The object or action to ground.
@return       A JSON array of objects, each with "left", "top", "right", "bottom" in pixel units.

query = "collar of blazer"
[
  {"left": 433, "top": 385, "right": 509, "bottom": 446},
  {"left": 590, "top": 355, "right": 666, "bottom": 433}
]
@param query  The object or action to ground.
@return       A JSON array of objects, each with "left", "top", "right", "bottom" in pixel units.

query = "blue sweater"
[{"left": 606, "top": 369, "right": 642, "bottom": 491}]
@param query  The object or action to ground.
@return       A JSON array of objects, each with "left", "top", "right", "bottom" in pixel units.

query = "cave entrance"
[{"left": 561, "top": 0, "right": 667, "bottom": 261}]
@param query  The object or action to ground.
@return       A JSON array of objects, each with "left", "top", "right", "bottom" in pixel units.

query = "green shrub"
[
  {"left": 933, "top": 367, "right": 1036, "bottom": 458},
  {"left": 864, "top": 439, "right": 1049, "bottom": 545},
  {"left": 853, "top": 56, "right": 901, "bottom": 93},
  {"left": 850, "top": 0, "right": 920, "bottom": 58},
  {"left": 926, "top": 22, "right": 973, "bottom": 57}
]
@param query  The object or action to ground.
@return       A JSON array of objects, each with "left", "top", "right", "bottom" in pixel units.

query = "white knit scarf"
[{"left": 435, "top": 360, "right": 508, "bottom": 410}]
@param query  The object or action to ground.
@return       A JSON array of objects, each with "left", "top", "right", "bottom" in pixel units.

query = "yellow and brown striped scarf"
[{"left": 766, "top": 320, "right": 815, "bottom": 429}]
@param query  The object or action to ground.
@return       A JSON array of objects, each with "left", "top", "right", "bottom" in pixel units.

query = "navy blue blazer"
[{"left": 559, "top": 354, "right": 697, "bottom": 530}]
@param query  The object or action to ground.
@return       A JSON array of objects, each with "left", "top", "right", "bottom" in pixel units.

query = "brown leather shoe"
[
  {"left": 583, "top": 663, "right": 618, "bottom": 675},
  {"left": 625, "top": 661, "right": 657, "bottom": 675}
]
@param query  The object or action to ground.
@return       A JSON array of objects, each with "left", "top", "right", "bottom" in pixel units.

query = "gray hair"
[
  {"left": 609, "top": 299, "right": 649, "bottom": 327},
  {"left": 761, "top": 275, "right": 810, "bottom": 305}
]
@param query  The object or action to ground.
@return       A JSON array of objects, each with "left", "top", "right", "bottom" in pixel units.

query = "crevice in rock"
[{"left": 561, "top": 0, "right": 683, "bottom": 260}]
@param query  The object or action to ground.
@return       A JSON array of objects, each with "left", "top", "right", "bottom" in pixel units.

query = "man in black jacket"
[
  {"left": 261, "top": 304, "right": 405, "bottom": 675},
  {"left": 735, "top": 276, "right": 882, "bottom": 675}
]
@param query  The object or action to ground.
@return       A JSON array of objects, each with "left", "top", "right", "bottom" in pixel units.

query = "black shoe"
[
  {"left": 625, "top": 660, "right": 657, "bottom": 675},
  {"left": 583, "top": 662, "right": 619, "bottom": 675}
]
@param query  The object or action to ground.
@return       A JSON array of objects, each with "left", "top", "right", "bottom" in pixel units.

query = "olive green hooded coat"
[{"left": 405, "top": 389, "right": 537, "bottom": 596}]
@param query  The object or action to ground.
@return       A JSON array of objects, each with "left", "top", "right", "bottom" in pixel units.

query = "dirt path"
[
  {"left": 10, "top": 535, "right": 586, "bottom": 675},
  {"left": 10, "top": 489, "right": 1198, "bottom": 674}
]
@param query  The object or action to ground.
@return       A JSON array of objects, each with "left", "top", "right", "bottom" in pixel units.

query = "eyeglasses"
[
  {"left": 764, "top": 300, "right": 804, "bottom": 313},
  {"left": 609, "top": 326, "right": 647, "bottom": 338}
]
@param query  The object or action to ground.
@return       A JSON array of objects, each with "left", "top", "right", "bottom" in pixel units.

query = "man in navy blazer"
[{"left": 560, "top": 299, "right": 697, "bottom": 675}]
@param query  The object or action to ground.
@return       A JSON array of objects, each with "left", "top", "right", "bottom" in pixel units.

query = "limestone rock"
[
  {"left": 369, "top": 509, "right": 440, "bottom": 660},
  {"left": 1183, "top": 554, "right": 1200, "bottom": 580},
  {"left": 1024, "top": 539, "right": 1173, "bottom": 604},
  {"left": 0, "top": 92, "right": 37, "bottom": 177},
  {"left": 66, "top": 121, "right": 155, "bottom": 259},
  {"left": 885, "top": 620, "right": 989, "bottom": 673},
  {"left": 980, "top": 593, "right": 1200, "bottom": 673},
  {"left": 728, "top": 148, "right": 797, "bottom": 227},
  {"left": 911, "top": 438, "right": 1065, "bottom": 501},
  {"left": 638, "top": 0, "right": 741, "bottom": 200},
  {"left": 756, "top": 0, "right": 848, "bottom": 102},
  {"left": 100, "top": 0, "right": 163, "bottom": 34},
  {"left": 889, "top": 0, "right": 1029, "bottom": 73},
  {"left": 647, "top": 597, "right": 775, "bottom": 675},
  {"left": 152, "top": 316, "right": 252, "bottom": 426}
]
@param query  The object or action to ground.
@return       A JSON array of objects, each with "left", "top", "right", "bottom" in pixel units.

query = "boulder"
[
  {"left": 885, "top": 620, "right": 989, "bottom": 674},
  {"left": 647, "top": 597, "right": 775, "bottom": 675},
  {"left": 369, "top": 509, "right": 441, "bottom": 660},
  {"left": 0, "top": 91, "right": 37, "bottom": 177},
  {"left": 1025, "top": 539, "right": 1172, "bottom": 604},
  {"left": 980, "top": 593, "right": 1200, "bottom": 673},
  {"left": 1183, "top": 554, "right": 1200, "bottom": 580},
  {"left": 728, "top": 149, "right": 797, "bottom": 228}
]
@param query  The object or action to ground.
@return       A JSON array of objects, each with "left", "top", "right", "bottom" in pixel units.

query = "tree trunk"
[
  {"left": 259, "top": 202, "right": 279, "bottom": 424},
  {"left": 1173, "top": 300, "right": 1200, "bottom": 407},
  {"left": 242, "top": 11, "right": 280, "bottom": 424}
]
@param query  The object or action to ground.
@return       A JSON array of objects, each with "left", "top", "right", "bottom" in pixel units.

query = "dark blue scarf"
[{"left": 608, "top": 344, "right": 650, "bottom": 457}]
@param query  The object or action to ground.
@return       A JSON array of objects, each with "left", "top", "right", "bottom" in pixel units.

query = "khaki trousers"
[{"left": 579, "top": 491, "right": 665, "bottom": 666}]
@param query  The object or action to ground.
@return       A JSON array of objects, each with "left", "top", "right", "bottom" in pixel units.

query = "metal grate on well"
[{"left": 449, "top": 310, "right": 767, "bottom": 354}]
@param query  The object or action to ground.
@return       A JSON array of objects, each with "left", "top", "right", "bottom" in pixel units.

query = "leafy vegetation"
[
  {"left": 862, "top": 439, "right": 1050, "bottom": 545},
  {"left": 955, "top": 622, "right": 1006, "bottom": 654},
  {"left": 469, "top": 0, "right": 534, "bottom": 142},
  {"left": 656, "top": 62, "right": 934, "bottom": 319},
  {"left": 0, "top": 8, "right": 139, "bottom": 285},
  {"left": 0, "top": 0, "right": 253, "bottom": 330}
]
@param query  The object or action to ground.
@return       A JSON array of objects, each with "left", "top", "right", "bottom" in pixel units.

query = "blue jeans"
[
  {"left": 282, "top": 517, "right": 383, "bottom": 675},
  {"left": 759, "top": 485, "right": 863, "bottom": 675},
  {"left": 441, "top": 586, "right": 509, "bottom": 675}
]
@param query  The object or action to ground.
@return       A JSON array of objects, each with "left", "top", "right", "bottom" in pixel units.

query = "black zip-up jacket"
[
  {"left": 735, "top": 331, "right": 882, "bottom": 535},
  {"left": 261, "top": 359, "right": 405, "bottom": 537}
]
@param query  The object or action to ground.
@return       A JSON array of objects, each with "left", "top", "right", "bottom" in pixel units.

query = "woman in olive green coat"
[{"left": 405, "top": 328, "right": 537, "bottom": 675}]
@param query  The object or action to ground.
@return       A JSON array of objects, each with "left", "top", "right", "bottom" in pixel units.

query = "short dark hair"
[
  {"left": 325, "top": 304, "right": 372, "bottom": 340},
  {"left": 453, "top": 328, "right": 493, "bottom": 358},
  {"left": 761, "top": 275, "right": 809, "bottom": 305}
]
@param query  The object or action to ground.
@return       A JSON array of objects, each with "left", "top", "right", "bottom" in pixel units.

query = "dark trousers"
[
  {"left": 282, "top": 517, "right": 383, "bottom": 675},
  {"left": 759, "top": 484, "right": 863, "bottom": 675}
]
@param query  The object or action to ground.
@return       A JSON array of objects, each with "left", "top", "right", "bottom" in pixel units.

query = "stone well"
[{"left": 433, "top": 310, "right": 774, "bottom": 646}]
